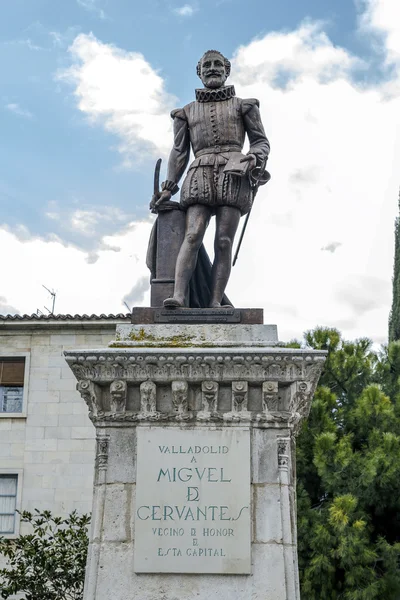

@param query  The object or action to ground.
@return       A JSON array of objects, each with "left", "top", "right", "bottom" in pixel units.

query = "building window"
[
  {"left": 0, "top": 358, "right": 25, "bottom": 414},
  {"left": 0, "top": 474, "right": 18, "bottom": 534}
]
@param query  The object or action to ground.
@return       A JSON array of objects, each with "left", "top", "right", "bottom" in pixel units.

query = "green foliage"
[
  {"left": 389, "top": 193, "right": 400, "bottom": 342},
  {"left": 0, "top": 510, "right": 90, "bottom": 600},
  {"left": 298, "top": 327, "right": 400, "bottom": 599}
]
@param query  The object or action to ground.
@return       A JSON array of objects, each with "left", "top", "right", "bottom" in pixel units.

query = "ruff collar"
[{"left": 195, "top": 85, "right": 236, "bottom": 103}]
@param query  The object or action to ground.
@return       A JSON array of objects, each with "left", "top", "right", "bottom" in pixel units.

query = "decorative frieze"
[
  {"left": 277, "top": 437, "right": 290, "bottom": 471},
  {"left": 110, "top": 379, "right": 127, "bottom": 413},
  {"left": 198, "top": 381, "right": 219, "bottom": 420},
  {"left": 223, "top": 381, "right": 251, "bottom": 422},
  {"left": 76, "top": 379, "right": 99, "bottom": 419},
  {"left": 138, "top": 381, "right": 159, "bottom": 420},
  {"left": 232, "top": 381, "right": 248, "bottom": 413},
  {"left": 171, "top": 380, "right": 191, "bottom": 420},
  {"left": 96, "top": 434, "right": 110, "bottom": 470},
  {"left": 262, "top": 381, "right": 279, "bottom": 412},
  {"left": 67, "top": 347, "right": 326, "bottom": 431},
  {"left": 66, "top": 349, "right": 325, "bottom": 385}
]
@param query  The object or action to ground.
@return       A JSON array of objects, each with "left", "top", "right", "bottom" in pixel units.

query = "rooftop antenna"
[
  {"left": 36, "top": 308, "right": 44, "bottom": 316},
  {"left": 123, "top": 301, "right": 131, "bottom": 313},
  {"left": 42, "top": 285, "right": 56, "bottom": 315}
]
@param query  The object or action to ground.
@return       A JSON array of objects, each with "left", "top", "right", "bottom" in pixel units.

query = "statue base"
[
  {"left": 65, "top": 323, "right": 325, "bottom": 600},
  {"left": 131, "top": 306, "right": 264, "bottom": 324}
]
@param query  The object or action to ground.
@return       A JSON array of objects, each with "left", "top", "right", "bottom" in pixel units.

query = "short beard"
[{"left": 202, "top": 75, "right": 226, "bottom": 89}]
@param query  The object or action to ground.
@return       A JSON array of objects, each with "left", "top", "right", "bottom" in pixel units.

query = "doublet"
[{"left": 167, "top": 85, "right": 270, "bottom": 216}]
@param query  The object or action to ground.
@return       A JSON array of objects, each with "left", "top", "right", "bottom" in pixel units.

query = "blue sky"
[
  {"left": 0, "top": 0, "right": 370, "bottom": 244},
  {"left": 1, "top": 0, "right": 400, "bottom": 342}
]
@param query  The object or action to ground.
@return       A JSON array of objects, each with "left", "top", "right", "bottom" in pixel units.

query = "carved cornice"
[
  {"left": 66, "top": 348, "right": 326, "bottom": 431},
  {"left": 65, "top": 349, "right": 325, "bottom": 384}
]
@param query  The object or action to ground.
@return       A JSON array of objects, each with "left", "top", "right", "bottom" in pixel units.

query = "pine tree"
[
  {"left": 297, "top": 327, "right": 400, "bottom": 600},
  {"left": 389, "top": 191, "right": 400, "bottom": 342}
]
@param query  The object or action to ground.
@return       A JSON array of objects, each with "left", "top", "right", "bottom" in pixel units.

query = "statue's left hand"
[{"left": 240, "top": 153, "right": 257, "bottom": 170}]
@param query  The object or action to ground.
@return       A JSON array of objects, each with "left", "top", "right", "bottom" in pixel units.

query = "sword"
[
  {"left": 232, "top": 156, "right": 269, "bottom": 267},
  {"left": 232, "top": 211, "right": 251, "bottom": 267},
  {"left": 150, "top": 158, "right": 162, "bottom": 213}
]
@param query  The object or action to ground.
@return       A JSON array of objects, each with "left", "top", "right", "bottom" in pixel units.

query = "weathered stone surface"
[
  {"left": 102, "top": 483, "right": 130, "bottom": 542},
  {"left": 87, "top": 539, "right": 289, "bottom": 600},
  {"left": 105, "top": 428, "right": 137, "bottom": 484},
  {"left": 251, "top": 428, "right": 290, "bottom": 484},
  {"left": 113, "top": 322, "right": 278, "bottom": 347},
  {"left": 253, "top": 483, "right": 283, "bottom": 543},
  {"left": 65, "top": 323, "right": 325, "bottom": 600}
]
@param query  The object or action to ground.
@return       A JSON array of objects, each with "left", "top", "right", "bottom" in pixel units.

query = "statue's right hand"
[
  {"left": 149, "top": 193, "right": 159, "bottom": 211},
  {"left": 149, "top": 190, "right": 172, "bottom": 212}
]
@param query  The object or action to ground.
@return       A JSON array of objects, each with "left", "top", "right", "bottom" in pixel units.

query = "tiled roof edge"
[{"left": 0, "top": 313, "right": 131, "bottom": 321}]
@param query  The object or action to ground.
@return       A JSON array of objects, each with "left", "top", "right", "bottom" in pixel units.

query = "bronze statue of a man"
[{"left": 152, "top": 50, "right": 270, "bottom": 308}]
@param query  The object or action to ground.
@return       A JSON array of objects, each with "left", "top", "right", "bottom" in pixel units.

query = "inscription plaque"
[
  {"left": 154, "top": 308, "right": 241, "bottom": 323},
  {"left": 134, "top": 427, "right": 251, "bottom": 574}
]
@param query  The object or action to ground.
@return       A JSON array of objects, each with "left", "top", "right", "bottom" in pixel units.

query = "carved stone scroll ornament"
[
  {"left": 76, "top": 380, "right": 100, "bottom": 420},
  {"left": 138, "top": 381, "right": 160, "bottom": 420},
  {"left": 262, "top": 381, "right": 279, "bottom": 413},
  {"left": 289, "top": 380, "right": 315, "bottom": 433},
  {"left": 171, "top": 380, "right": 191, "bottom": 421},
  {"left": 224, "top": 381, "right": 251, "bottom": 422},
  {"left": 96, "top": 435, "right": 110, "bottom": 470},
  {"left": 198, "top": 381, "right": 219, "bottom": 420},
  {"left": 277, "top": 437, "right": 290, "bottom": 471},
  {"left": 232, "top": 381, "right": 248, "bottom": 412},
  {"left": 110, "top": 379, "right": 127, "bottom": 413}
]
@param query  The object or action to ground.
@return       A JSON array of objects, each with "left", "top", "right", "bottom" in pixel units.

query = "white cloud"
[
  {"left": 9, "top": 0, "right": 394, "bottom": 343},
  {"left": 57, "top": 33, "right": 176, "bottom": 166},
  {"left": 360, "top": 0, "right": 400, "bottom": 66},
  {"left": 123, "top": 277, "right": 150, "bottom": 308},
  {"left": 5, "top": 103, "right": 33, "bottom": 119},
  {"left": 76, "top": 0, "right": 106, "bottom": 20},
  {"left": 46, "top": 204, "right": 130, "bottom": 238},
  {"left": 174, "top": 4, "right": 196, "bottom": 17},
  {"left": 49, "top": 27, "right": 81, "bottom": 49},
  {"left": 233, "top": 22, "right": 363, "bottom": 86},
  {"left": 0, "top": 221, "right": 152, "bottom": 316},
  {"left": 224, "top": 2, "right": 400, "bottom": 343},
  {"left": 0, "top": 297, "right": 20, "bottom": 316},
  {"left": 2, "top": 38, "right": 45, "bottom": 51}
]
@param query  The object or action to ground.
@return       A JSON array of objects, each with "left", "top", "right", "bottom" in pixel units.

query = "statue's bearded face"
[{"left": 200, "top": 52, "right": 227, "bottom": 89}]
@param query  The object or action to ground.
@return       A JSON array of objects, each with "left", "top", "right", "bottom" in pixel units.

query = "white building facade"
[{"left": 0, "top": 314, "right": 129, "bottom": 539}]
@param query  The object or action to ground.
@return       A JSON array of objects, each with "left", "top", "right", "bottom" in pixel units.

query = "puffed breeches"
[{"left": 180, "top": 163, "right": 252, "bottom": 216}]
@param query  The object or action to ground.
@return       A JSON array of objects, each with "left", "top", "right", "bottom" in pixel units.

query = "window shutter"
[{"left": 0, "top": 360, "right": 25, "bottom": 386}]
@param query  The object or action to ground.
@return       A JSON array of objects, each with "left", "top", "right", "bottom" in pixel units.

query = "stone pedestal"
[
  {"left": 65, "top": 322, "right": 325, "bottom": 600},
  {"left": 150, "top": 207, "right": 186, "bottom": 307}
]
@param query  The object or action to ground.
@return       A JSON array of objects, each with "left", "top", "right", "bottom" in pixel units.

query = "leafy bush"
[{"left": 0, "top": 510, "right": 90, "bottom": 600}]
